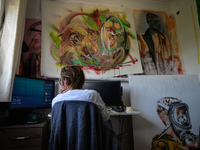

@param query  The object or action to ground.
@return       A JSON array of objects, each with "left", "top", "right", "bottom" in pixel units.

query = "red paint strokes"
[
  {"left": 60, "top": 12, "right": 87, "bottom": 33},
  {"left": 52, "top": 14, "right": 62, "bottom": 18},
  {"left": 52, "top": 24, "right": 60, "bottom": 33},
  {"left": 128, "top": 54, "right": 138, "bottom": 64},
  {"left": 92, "top": 9, "right": 101, "bottom": 30},
  {"left": 63, "top": 8, "right": 73, "bottom": 12},
  {"left": 83, "top": 66, "right": 101, "bottom": 75},
  {"left": 80, "top": 6, "right": 83, "bottom": 12}
]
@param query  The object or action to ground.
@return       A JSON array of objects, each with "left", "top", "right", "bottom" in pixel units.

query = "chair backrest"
[{"left": 49, "top": 100, "right": 120, "bottom": 150}]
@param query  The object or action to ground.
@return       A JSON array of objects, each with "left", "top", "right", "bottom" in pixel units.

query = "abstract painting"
[
  {"left": 129, "top": 75, "right": 200, "bottom": 149},
  {"left": 132, "top": 10, "right": 184, "bottom": 75},
  {"left": 41, "top": 0, "right": 142, "bottom": 77}
]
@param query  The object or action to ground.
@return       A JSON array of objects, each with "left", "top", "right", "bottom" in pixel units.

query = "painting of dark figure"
[
  {"left": 19, "top": 19, "right": 41, "bottom": 77},
  {"left": 133, "top": 10, "right": 183, "bottom": 75}
]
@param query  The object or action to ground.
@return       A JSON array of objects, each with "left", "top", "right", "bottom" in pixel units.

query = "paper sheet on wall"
[{"left": 41, "top": 0, "right": 143, "bottom": 78}]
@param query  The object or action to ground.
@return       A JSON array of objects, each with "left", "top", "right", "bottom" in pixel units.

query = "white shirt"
[{"left": 52, "top": 89, "right": 110, "bottom": 122}]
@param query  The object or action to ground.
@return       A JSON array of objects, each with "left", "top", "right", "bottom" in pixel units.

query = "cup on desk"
[{"left": 126, "top": 106, "right": 133, "bottom": 113}]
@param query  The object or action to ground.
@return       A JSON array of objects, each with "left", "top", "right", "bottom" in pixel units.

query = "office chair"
[{"left": 49, "top": 101, "right": 120, "bottom": 150}]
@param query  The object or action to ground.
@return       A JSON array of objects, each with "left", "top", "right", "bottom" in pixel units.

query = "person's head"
[
  {"left": 27, "top": 21, "right": 41, "bottom": 50},
  {"left": 59, "top": 65, "right": 85, "bottom": 90},
  {"left": 29, "top": 33, "right": 41, "bottom": 51},
  {"left": 156, "top": 97, "right": 182, "bottom": 126},
  {"left": 146, "top": 13, "right": 161, "bottom": 31}
]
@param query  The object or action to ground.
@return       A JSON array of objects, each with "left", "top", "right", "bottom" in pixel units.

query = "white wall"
[
  {"left": 53, "top": 0, "right": 170, "bottom": 11},
  {"left": 171, "top": 0, "right": 200, "bottom": 79}
]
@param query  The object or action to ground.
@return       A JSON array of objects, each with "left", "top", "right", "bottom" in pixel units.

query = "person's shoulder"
[{"left": 82, "top": 89, "right": 98, "bottom": 94}]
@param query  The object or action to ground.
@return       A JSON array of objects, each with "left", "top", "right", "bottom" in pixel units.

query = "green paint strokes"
[
  {"left": 127, "top": 30, "right": 135, "bottom": 39},
  {"left": 52, "top": 45, "right": 59, "bottom": 60},
  {"left": 119, "top": 17, "right": 130, "bottom": 28},
  {"left": 115, "top": 59, "right": 136, "bottom": 67},
  {"left": 49, "top": 32, "right": 61, "bottom": 48},
  {"left": 48, "top": 24, "right": 60, "bottom": 33},
  {"left": 55, "top": 62, "right": 62, "bottom": 67},
  {"left": 97, "top": 43, "right": 105, "bottom": 52},
  {"left": 99, "top": 14, "right": 107, "bottom": 24},
  {"left": 122, "top": 14, "right": 127, "bottom": 20},
  {"left": 81, "top": 15, "right": 98, "bottom": 31}
]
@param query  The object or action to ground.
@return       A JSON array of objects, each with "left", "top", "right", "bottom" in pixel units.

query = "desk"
[
  {"left": 109, "top": 110, "right": 141, "bottom": 116},
  {"left": 48, "top": 110, "right": 141, "bottom": 117},
  {"left": 109, "top": 110, "right": 140, "bottom": 150},
  {"left": 0, "top": 121, "right": 48, "bottom": 150}
]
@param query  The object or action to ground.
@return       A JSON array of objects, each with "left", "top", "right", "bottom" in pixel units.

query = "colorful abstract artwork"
[
  {"left": 132, "top": 10, "right": 184, "bottom": 75},
  {"left": 42, "top": 0, "right": 142, "bottom": 77}
]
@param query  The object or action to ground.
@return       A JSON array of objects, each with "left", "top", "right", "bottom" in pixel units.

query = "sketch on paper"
[
  {"left": 19, "top": 19, "right": 41, "bottom": 78},
  {"left": 132, "top": 10, "right": 183, "bottom": 75},
  {"left": 129, "top": 75, "right": 200, "bottom": 150},
  {"left": 42, "top": 0, "right": 143, "bottom": 77}
]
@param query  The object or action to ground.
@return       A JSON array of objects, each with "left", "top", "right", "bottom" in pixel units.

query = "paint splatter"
[{"left": 48, "top": 9, "right": 136, "bottom": 74}]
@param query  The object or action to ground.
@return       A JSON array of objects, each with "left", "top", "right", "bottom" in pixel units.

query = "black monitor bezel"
[{"left": 82, "top": 80, "right": 123, "bottom": 107}]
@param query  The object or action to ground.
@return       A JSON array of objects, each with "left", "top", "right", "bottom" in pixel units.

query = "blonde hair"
[{"left": 60, "top": 65, "right": 85, "bottom": 89}]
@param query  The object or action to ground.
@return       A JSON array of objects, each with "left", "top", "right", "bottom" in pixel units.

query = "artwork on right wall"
[
  {"left": 132, "top": 10, "right": 184, "bottom": 75},
  {"left": 129, "top": 75, "right": 200, "bottom": 150}
]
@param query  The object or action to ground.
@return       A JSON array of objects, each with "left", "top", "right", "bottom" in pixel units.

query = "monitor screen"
[
  {"left": 82, "top": 80, "right": 123, "bottom": 106},
  {"left": 10, "top": 75, "right": 55, "bottom": 109}
]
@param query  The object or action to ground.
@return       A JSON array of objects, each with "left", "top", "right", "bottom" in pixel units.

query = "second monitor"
[{"left": 82, "top": 80, "right": 123, "bottom": 107}]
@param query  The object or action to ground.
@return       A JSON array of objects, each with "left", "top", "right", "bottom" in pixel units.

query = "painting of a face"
[
  {"left": 149, "top": 16, "right": 161, "bottom": 30},
  {"left": 42, "top": 1, "right": 143, "bottom": 77},
  {"left": 50, "top": 12, "right": 131, "bottom": 73},
  {"left": 29, "top": 33, "right": 41, "bottom": 50}
]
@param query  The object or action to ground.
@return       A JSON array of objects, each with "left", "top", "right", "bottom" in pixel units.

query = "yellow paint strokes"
[
  {"left": 73, "top": 24, "right": 87, "bottom": 36},
  {"left": 191, "top": 6, "right": 200, "bottom": 64},
  {"left": 114, "top": 23, "right": 120, "bottom": 29},
  {"left": 104, "top": 21, "right": 112, "bottom": 27}
]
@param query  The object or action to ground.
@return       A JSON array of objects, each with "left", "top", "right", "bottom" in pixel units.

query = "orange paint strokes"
[
  {"left": 167, "top": 15, "right": 179, "bottom": 54},
  {"left": 168, "top": 16, "right": 175, "bottom": 30}
]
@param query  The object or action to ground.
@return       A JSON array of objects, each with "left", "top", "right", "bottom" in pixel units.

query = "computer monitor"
[
  {"left": 82, "top": 80, "right": 123, "bottom": 107},
  {"left": 10, "top": 75, "right": 55, "bottom": 109}
]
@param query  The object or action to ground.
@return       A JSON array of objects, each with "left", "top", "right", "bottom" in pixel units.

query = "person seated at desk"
[{"left": 52, "top": 65, "right": 111, "bottom": 124}]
